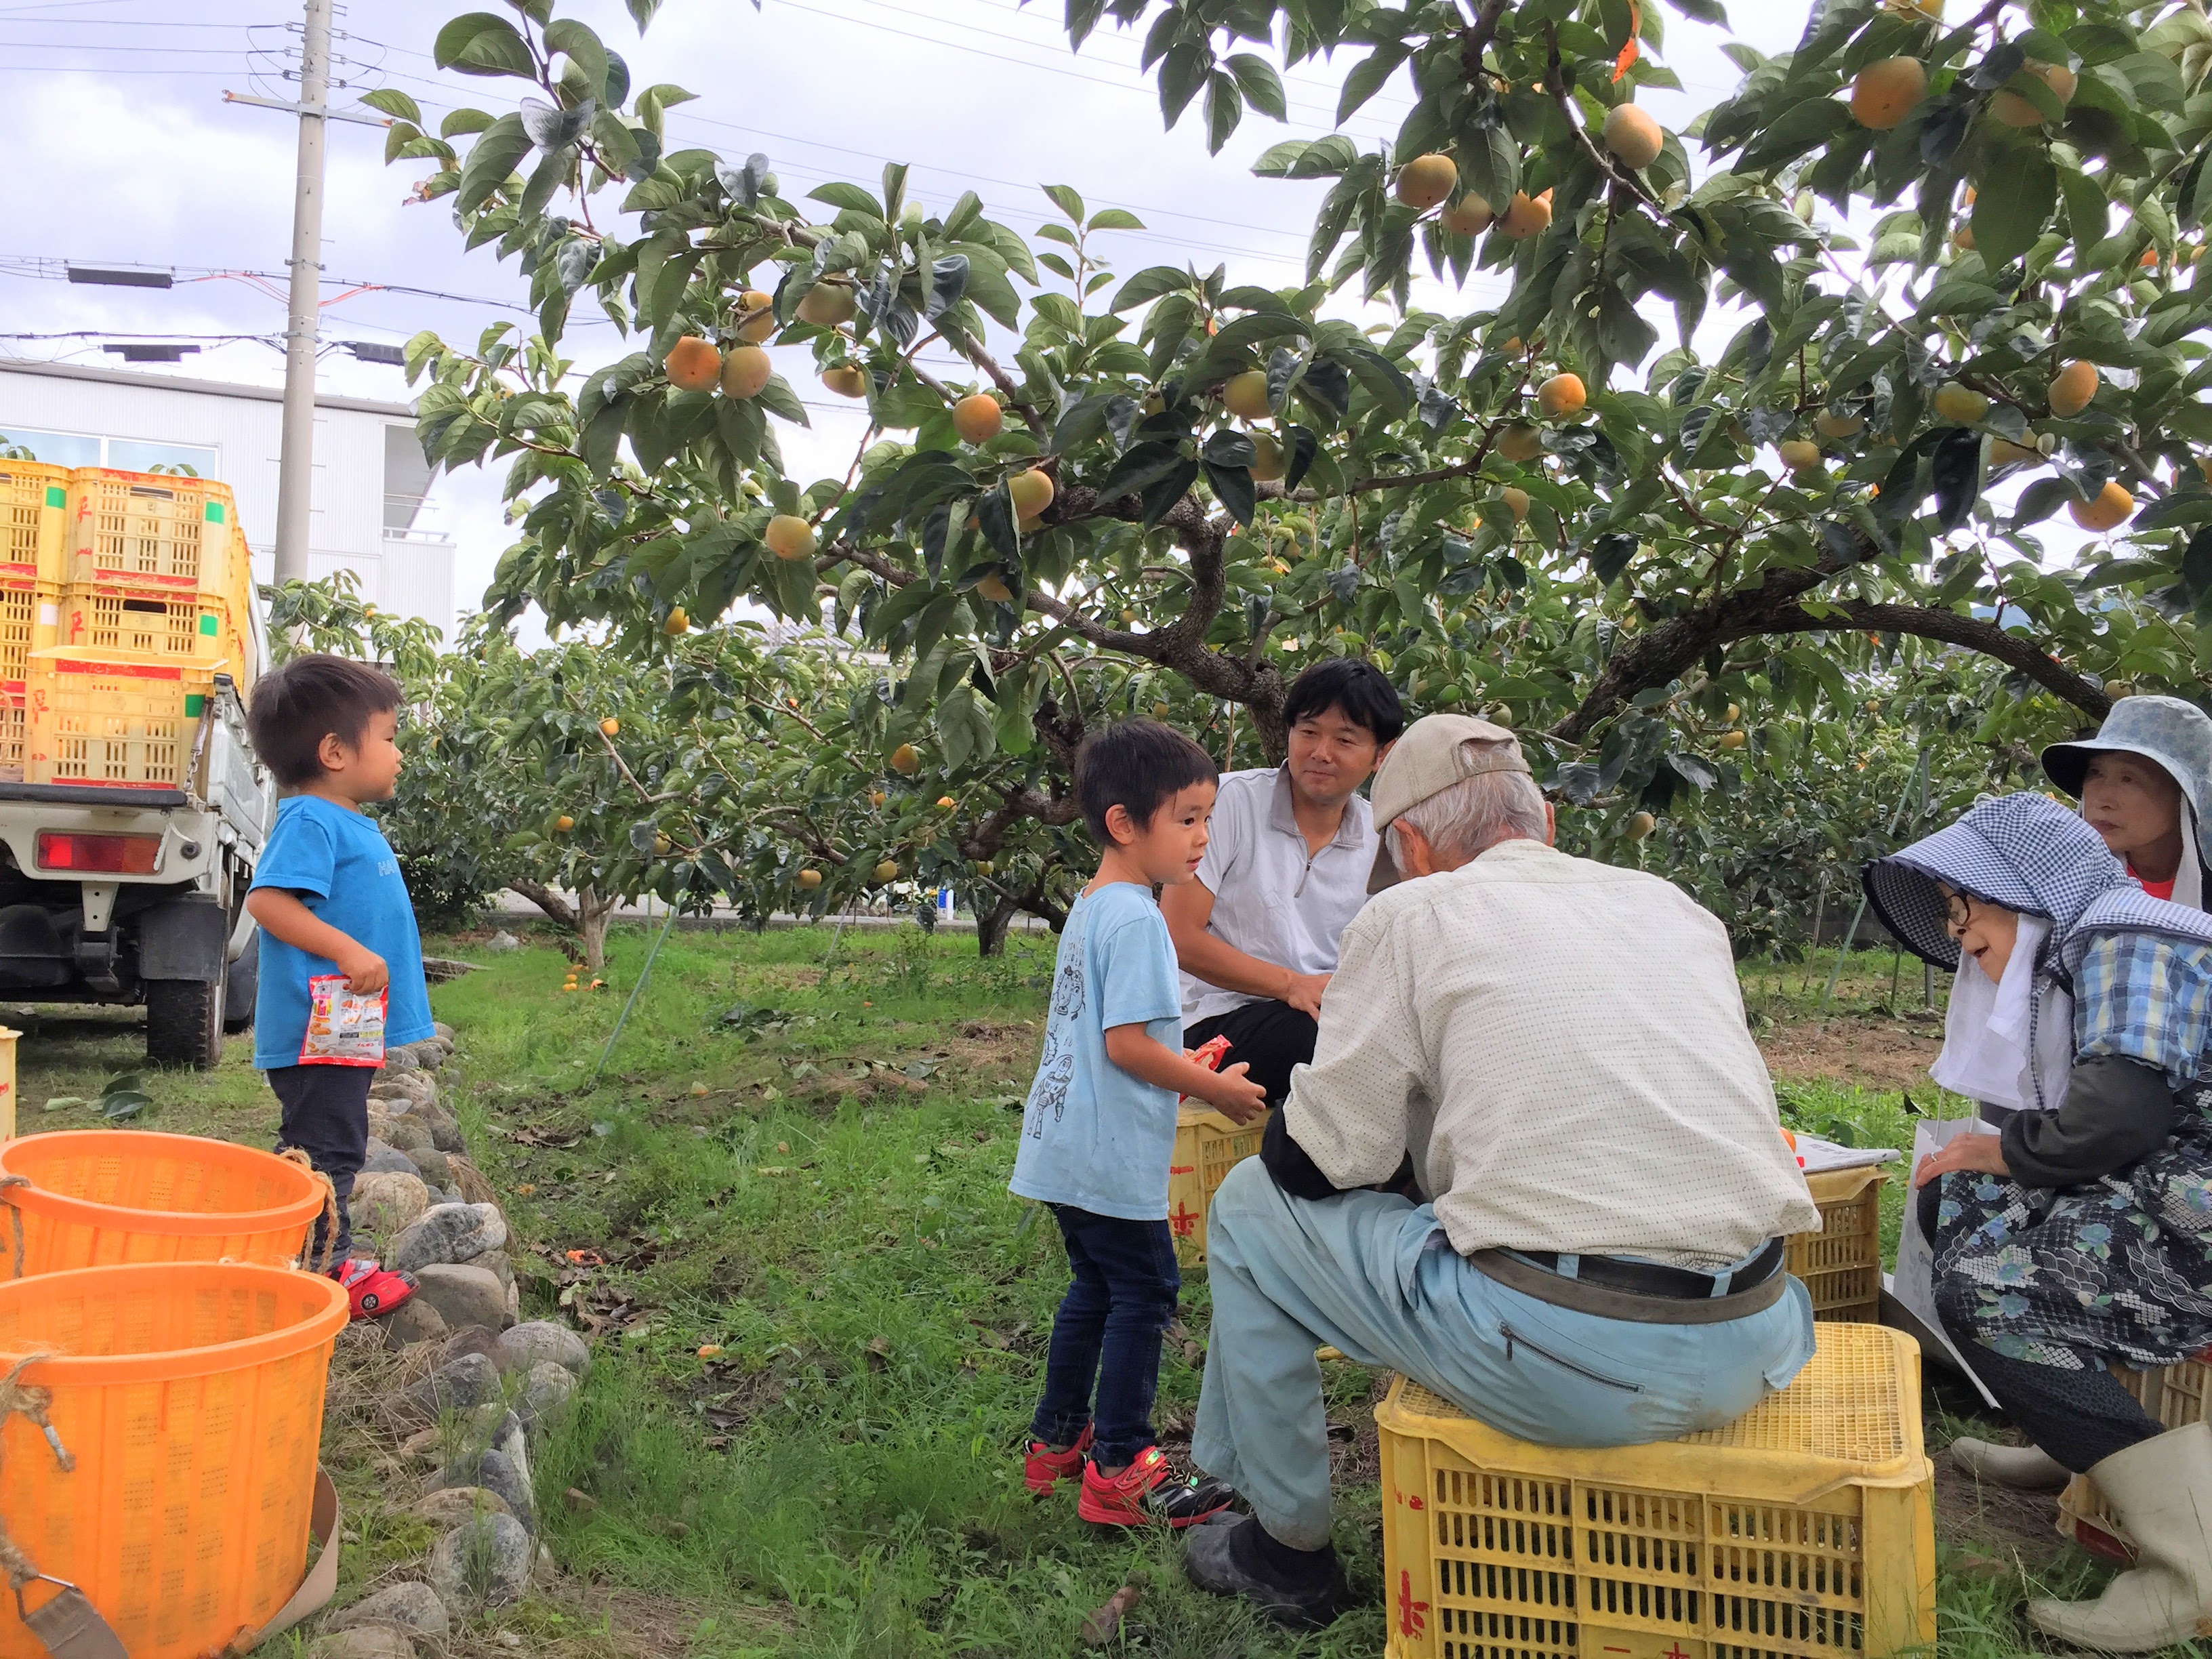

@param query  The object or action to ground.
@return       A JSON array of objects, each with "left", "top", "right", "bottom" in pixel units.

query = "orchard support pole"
[{"left": 1819, "top": 750, "right": 1933, "bottom": 1013}]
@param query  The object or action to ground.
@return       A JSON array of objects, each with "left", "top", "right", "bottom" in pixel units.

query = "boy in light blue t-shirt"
[
  {"left": 1012, "top": 720, "right": 1267, "bottom": 1527},
  {"left": 246, "top": 655, "right": 434, "bottom": 1323}
]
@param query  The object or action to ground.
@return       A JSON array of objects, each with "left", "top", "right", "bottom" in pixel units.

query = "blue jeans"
[
  {"left": 1193, "top": 1159, "right": 1818, "bottom": 1549},
  {"left": 1031, "top": 1204, "right": 1181, "bottom": 1468}
]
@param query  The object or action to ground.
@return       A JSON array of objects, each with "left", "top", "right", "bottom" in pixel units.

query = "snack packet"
[
  {"left": 300, "top": 973, "right": 387, "bottom": 1066},
  {"left": 1180, "top": 1033, "right": 1233, "bottom": 1103}
]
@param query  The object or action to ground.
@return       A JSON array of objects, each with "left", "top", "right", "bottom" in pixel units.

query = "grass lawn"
[{"left": 3, "top": 926, "right": 2158, "bottom": 1656}]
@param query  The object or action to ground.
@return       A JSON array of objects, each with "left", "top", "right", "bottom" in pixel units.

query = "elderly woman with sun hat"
[
  {"left": 1864, "top": 792, "right": 2212, "bottom": 1653},
  {"left": 2043, "top": 693, "right": 2212, "bottom": 909}
]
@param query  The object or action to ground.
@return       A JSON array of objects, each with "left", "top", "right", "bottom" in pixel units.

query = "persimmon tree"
[{"left": 375, "top": 0, "right": 2212, "bottom": 936}]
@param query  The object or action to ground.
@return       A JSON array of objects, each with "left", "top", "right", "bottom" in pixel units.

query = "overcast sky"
[{"left": 0, "top": 0, "right": 1828, "bottom": 636}]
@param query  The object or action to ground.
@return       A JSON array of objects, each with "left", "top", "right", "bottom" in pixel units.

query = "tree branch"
[{"left": 1550, "top": 530, "right": 2110, "bottom": 744}]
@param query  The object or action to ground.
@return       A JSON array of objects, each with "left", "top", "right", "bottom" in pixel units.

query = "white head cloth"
[{"left": 1929, "top": 914, "right": 2074, "bottom": 1113}]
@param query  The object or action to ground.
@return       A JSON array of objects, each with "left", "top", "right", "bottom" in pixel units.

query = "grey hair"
[{"left": 1387, "top": 744, "right": 1549, "bottom": 867}]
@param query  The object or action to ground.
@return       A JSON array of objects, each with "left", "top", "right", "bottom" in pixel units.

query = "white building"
[{"left": 0, "top": 359, "right": 455, "bottom": 637}]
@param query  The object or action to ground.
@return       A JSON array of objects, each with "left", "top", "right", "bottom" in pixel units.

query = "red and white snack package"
[{"left": 300, "top": 974, "right": 388, "bottom": 1066}]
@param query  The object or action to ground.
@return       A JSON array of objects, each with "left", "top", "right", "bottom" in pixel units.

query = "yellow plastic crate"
[
  {"left": 66, "top": 470, "right": 241, "bottom": 592},
  {"left": 0, "top": 576, "right": 60, "bottom": 689},
  {"left": 2056, "top": 1355, "right": 2212, "bottom": 1562},
  {"left": 1378, "top": 1324, "right": 1936, "bottom": 1659},
  {"left": 53, "top": 585, "right": 237, "bottom": 670},
  {"left": 0, "top": 691, "right": 25, "bottom": 783},
  {"left": 25, "top": 658, "right": 213, "bottom": 789},
  {"left": 0, "top": 461, "right": 68, "bottom": 584},
  {"left": 1789, "top": 1166, "right": 1887, "bottom": 1324},
  {"left": 1167, "top": 1103, "right": 1269, "bottom": 1268}
]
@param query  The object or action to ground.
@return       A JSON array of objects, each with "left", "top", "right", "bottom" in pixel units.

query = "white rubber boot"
[
  {"left": 1950, "top": 1436, "right": 2072, "bottom": 1492},
  {"left": 2029, "top": 1422, "right": 2212, "bottom": 1652}
]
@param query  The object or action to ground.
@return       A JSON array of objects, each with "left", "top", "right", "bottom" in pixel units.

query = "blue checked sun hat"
[
  {"left": 1866, "top": 793, "right": 2212, "bottom": 974},
  {"left": 2041, "top": 694, "right": 2212, "bottom": 867}
]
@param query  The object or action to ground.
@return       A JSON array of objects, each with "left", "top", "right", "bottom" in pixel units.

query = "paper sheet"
[
  {"left": 1793, "top": 1133, "right": 1902, "bottom": 1174},
  {"left": 1891, "top": 1116, "right": 1999, "bottom": 1407}
]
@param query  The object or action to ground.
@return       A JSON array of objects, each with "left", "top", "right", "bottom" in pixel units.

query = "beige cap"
[{"left": 1368, "top": 714, "right": 1532, "bottom": 891}]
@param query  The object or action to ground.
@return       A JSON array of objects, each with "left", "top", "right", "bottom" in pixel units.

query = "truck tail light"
[{"left": 37, "top": 832, "right": 161, "bottom": 874}]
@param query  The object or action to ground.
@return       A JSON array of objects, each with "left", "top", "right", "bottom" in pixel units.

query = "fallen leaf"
[
  {"left": 1182, "top": 1340, "right": 1204, "bottom": 1367},
  {"left": 565, "top": 1249, "right": 606, "bottom": 1267},
  {"left": 1080, "top": 1584, "right": 1144, "bottom": 1647},
  {"left": 697, "top": 1344, "right": 724, "bottom": 1358},
  {"left": 563, "top": 1488, "right": 598, "bottom": 1515},
  {"left": 865, "top": 1335, "right": 892, "bottom": 1372}
]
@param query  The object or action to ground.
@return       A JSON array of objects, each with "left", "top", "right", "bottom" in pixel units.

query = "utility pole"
[{"left": 272, "top": 0, "right": 333, "bottom": 583}]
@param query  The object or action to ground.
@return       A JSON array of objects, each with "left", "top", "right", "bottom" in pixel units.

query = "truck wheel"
[
  {"left": 224, "top": 930, "right": 259, "bottom": 1033},
  {"left": 147, "top": 977, "right": 224, "bottom": 1070}
]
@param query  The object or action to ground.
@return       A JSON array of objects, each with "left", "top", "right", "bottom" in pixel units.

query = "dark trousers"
[
  {"left": 1031, "top": 1204, "right": 1181, "bottom": 1469},
  {"left": 1916, "top": 1179, "right": 2161, "bottom": 1471},
  {"left": 268, "top": 1063, "right": 373, "bottom": 1265},
  {"left": 1185, "top": 999, "right": 1318, "bottom": 1107}
]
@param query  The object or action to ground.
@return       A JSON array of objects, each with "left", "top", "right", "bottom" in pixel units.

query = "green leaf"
[
  {"left": 808, "top": 182, "right": 882, "bottom": 216},
  {"left": 440, "top": 108, "right": 494, "bottom": 140},
  {"left": 544, "top": 18, "right": 608, "bottom": 100},
  {"left": 1088, "top": 208, "right": 1145, "bottom": 231},
  {"left": 1110, "top": 266, "right": 1195, "bottom": 312},
  {"left": 1252, "top": 136, "right": 1360, "bottom": 179},
  {"left": 1338, "top": 40, "right": 1410, "bottom": 125},
  {"left": 361, "top": 88, "right": 422, "bottom": 124},
  {"left": 1204, "top": 70, "right": 1243, "bottom": 155},
  {"left": 1042, "top": 184, "right": 1086, "bottom": 224},
  {"left": 433, "top": 12, "right": 537, "bottom": 78},
  {"left": 1970, "top": 144, "right": 2057, "bottom": 270},
  {"left": 1223, "top": 54, "right": 1286, "bottom": 121},
  {"left": 457, "top": 113, "right": 533, "bottom": 216}
]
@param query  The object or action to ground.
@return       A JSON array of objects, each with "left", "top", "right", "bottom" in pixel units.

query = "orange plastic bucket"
[
  {"left": 0, "top": 1130, "right": 327, "bottom": 1278},
  {"left": 0, "top": 1261, "right": 348, "bottom": 1659}
]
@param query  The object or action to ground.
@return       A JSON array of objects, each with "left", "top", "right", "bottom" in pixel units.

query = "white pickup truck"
[{"left": 0, "top": 670, "right": 272, "bottom": 1067}]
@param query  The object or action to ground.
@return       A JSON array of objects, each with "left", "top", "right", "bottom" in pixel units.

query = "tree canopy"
[{"left": 369, "top": 0, "right": 2212, "bottom": 931}]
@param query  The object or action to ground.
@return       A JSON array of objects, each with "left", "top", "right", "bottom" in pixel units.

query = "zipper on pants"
[{"left": 1500, "top": 1323, "right": 1642, "bottom": 1393}]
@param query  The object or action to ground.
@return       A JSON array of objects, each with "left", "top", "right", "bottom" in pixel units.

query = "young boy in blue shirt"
[
  {"left": 1013, "top": 720, "right": 1268, "bottom": 1525},
  {"left": 245, "top": 655, "right": 434, "bottom": 1320}
]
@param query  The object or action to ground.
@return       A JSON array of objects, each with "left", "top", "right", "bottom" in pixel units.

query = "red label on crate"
[
  {"left": 1396, "top": 1571, "right": 1429, "bottom": 1638},
  {"left": 1169, "top": 1202, "right": 1200, "bottom": 1238},
  {"left": 52, "top": 659, "right": 183, "bottom": 680}
]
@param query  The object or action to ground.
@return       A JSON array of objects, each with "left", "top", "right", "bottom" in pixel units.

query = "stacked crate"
[
  {"left": 0, "top": 459, "right": 69, "bottom": 780},
  {"left": 22, "top": 471, "right": 252, "bottom": 790}
]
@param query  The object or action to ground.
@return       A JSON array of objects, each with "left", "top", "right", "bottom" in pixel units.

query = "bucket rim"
[
  {"left": 0, "top": 1261, "right": 348, "bottom": 1385},
  {"left": 0, "top": 1128, "right": 329, "bottom": 1236}
]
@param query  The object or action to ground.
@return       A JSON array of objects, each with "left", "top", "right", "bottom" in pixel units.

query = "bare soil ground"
[{"left": 1758, "top": 1008, "right": 1946, "bottom": 1092}]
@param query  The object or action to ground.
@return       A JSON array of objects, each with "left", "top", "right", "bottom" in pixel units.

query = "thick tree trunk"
[
  {"left": 977, "top": 893, "right": 1019, "bottom": 958},
  {"left": 506, "top": 879, "right": 617, "bottom": 971},
  {"left": 577, "top": 890, "right": 615, "bottom": 972}
]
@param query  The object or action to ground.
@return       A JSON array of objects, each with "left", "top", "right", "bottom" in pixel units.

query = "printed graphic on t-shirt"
[{"left": 1024, "top": 907, "right": 1088, "bottom": 1138}]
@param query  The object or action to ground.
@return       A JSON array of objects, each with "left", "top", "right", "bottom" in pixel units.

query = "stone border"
[{"left": 307, "top": 1023, "right": 592, "bottom": 1658}]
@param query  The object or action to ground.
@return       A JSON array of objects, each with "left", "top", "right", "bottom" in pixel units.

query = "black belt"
[{"left": 1511, "top": 1236, "right": 1786, "bottom": 1300}]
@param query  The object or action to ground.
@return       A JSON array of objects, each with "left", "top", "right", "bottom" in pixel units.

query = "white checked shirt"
[
  {"left": 1182, "top": 767, "right": 1376, "bottom": 1025},
  {"left": 1282, "top": 838, "right": 1820, "bottom": 1270}
]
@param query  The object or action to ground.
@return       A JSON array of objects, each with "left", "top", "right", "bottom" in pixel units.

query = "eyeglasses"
[{"left": 1943, "top": 893, "right": 1976, "bottom": 937}]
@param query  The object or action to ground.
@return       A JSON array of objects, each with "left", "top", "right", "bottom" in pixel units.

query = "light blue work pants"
[{"left": 1191, "top": 1158, "right": 1818, "bottom": 1549}]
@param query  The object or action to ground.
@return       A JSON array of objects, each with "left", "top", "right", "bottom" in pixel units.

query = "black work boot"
[{"left": 1183, "top": 1511, "right": 1352, "bottom": 1630}]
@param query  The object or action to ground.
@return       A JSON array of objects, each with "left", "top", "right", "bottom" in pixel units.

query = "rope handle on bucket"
[
  {"left": 275, "top": 1149, "right": 340, "bottom": 1277},
  {"left": 0, "top": 1174, "right": 26, "bottom": 1282}
]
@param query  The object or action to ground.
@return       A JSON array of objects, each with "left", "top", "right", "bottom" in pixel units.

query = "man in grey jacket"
[{"left": 1181, "top": 714, "right": 1821, "bottom": 1629}]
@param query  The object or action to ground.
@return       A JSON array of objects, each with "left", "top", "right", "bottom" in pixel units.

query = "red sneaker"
[
  {"left": 1077, "top": 1446, "right": 1237, "bottom": 1528},
  {"left": 1024, "top": 1422, "right": 1095, "bottom": 1494},
  {"left": 328, "top": 1258, "right": 416, "bottom": 1320}
]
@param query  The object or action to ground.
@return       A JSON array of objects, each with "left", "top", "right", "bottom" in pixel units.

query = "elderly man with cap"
[{"left": 1180, "top": 715, "right": 1822, "bottom": 1629}]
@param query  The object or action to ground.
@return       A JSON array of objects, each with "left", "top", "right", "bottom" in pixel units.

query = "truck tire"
[
  {"left": 147, "top": 977, "right": 224, "bottom": 1069},
  {"left": 224, "top": 930, "right": 259, "bottom": 1033}
]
